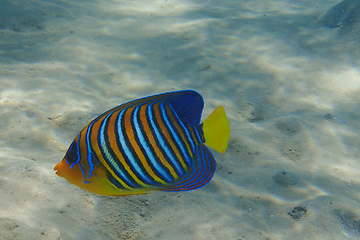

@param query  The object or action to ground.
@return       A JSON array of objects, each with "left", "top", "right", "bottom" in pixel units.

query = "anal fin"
[{"left": 162, "top": 144, "right": 216, "bottom": 192}]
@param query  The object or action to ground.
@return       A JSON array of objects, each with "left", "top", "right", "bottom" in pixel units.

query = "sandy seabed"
[{"left": 1, "top": 0, "right": 360, "bottom": 239}]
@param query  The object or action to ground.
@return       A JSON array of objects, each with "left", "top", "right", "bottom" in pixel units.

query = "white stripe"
[
  {"left": 99, "top": 112, "right": 133, "bottom": 186},
  {"left": 85, "top": 122, "right": 95, "bottom": 179},
  {"left": 160, "top": 102, "right": 192, "bottom": 168},
  {"left": 133, "top": 105, "right": 172, "bottom": 182},
  {"left": 168, "top": 103, "right": 196, "bottom": 153},
  {"left": 147, "top": 102, "right": 183, "bottom": 174},
  {"left": 117, "top": 109, "right": 153, "bottom": 183}
]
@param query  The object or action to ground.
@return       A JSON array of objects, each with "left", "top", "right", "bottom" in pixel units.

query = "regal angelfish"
[{"left": 54, "top": 90, "right": 230, "bottom": 196}]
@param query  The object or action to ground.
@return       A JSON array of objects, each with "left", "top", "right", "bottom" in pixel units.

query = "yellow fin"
[{"left": 202, "top": 105, "right": 230, "bottom": 153}]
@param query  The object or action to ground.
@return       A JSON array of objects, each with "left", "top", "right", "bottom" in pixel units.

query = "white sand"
[{"left": 1, "top": 0, "right": 360, "bottom": 239}]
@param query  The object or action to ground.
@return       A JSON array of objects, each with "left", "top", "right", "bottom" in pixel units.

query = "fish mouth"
[
  {"left": 54, "top": 163, "right": 59, "bottom": 171},
  {"left": 53, "top": 161, "right": 63, "bottom": 176}
]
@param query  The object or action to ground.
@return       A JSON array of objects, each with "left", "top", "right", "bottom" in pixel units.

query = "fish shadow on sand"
[{"left": 321, "top": 0, "right": 360, "bottom": 39}]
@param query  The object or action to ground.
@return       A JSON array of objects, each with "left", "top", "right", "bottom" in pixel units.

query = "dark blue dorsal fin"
[
  {"left": 90, "top": 90, "right": 203, "bottom": 127},
  {"left": 161, "top": 143, "right": 216, "bottom": 192},
  {"left": 169, "top": 90, "right": 204, "bottom": 127}
]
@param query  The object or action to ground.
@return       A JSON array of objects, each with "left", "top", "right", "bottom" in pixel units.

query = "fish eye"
[{"left": 65, "top": 141, "right": 79, "bottom": 164}]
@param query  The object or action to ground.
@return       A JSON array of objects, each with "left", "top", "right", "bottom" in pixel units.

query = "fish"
[{"left": 54, "top": 90, "right": 230, "bottom": 196}]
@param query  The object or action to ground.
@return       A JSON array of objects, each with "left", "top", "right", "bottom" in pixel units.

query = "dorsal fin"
[
  {"left": 169, "top": 90, "right": 204, "bottom": 127},
  {"left": 91, "top": 90, "right": 203, "bottom": 127},
  {"left": 161, "top": 143, "right": 216, "bottom": 192}
]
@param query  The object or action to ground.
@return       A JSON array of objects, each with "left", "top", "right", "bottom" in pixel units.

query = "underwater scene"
[{"left": 1, "top": 0, "right": 360, "bottom": 239}]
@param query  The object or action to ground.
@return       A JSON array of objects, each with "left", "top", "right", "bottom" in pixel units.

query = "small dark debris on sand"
[
  {"left": 272, "top": 171, "right": 299, "bottom": 187},
  {"left": 334, "top": 209, "right": 360, "bottom": 234},
  {"left": 288, "top": 206, "right": 307, "bottom": 220}
]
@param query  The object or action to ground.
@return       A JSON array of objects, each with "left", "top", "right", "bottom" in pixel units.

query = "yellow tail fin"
[{"left": 202, "top": 105, "right": 230, "bottom": 153}]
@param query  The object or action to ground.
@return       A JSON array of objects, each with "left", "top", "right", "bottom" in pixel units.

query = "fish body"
[{"left": 54, "top": 90, "right": 230, "bottom": 196}]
